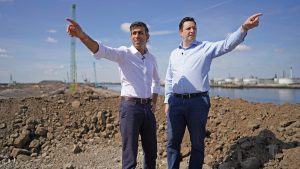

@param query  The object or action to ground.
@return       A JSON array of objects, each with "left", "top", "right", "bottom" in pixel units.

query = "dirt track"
[{"left": 0, "top": 83, "right": 299, "bottom": 169}]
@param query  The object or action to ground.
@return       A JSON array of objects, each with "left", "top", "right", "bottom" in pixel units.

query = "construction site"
[
  {"left": 0, "top": 3, "right": 299, "bottom": 169},
  {"left": 0, "top": 81, "right": 299, "bottom": 169}
]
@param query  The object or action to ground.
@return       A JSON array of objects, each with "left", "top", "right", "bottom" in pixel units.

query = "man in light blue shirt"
[{"left": 165, "top": 13, "right": 263, "bottom": 169}]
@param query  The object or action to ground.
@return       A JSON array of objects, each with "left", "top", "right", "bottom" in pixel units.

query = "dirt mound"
[{"left": 0, "top": 84, "right": 299, "bottom": 169}]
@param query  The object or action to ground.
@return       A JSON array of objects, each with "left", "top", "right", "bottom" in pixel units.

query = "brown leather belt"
[
  {"left": 173, "top": 92, "right": 208, "bottom": 99},
  {"left": 121, "top": 96, "right": 152, "bottom": 104}
]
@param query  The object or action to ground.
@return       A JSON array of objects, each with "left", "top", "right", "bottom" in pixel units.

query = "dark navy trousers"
[
  {"left": 119, "top": 99, "right": 157, "bottom": 169},
  {"left": 167, "top": 94, "right": 210, "bottom": 169}
]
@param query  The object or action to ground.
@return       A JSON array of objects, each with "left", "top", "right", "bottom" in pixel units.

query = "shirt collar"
[
  {"left": 130, "top": 45, "right": 148, "bottom": 55},
  {"left": 179, "top": 40, "right": 200, "bottom": 50}
]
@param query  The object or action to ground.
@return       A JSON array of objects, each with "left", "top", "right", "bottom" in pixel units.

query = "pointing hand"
[
  {"left": 66, "top": 18, "right": 85, "bottom": 39},
  {"left": 242, "top": 13, "right": 263, "bottom": 31}
]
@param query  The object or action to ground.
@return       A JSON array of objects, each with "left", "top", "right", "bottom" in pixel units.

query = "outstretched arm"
[
  {"left": 241, "top": 13, "right": 263, "bottom": 32},
  {"left": 66, "top": 18, "right": 99, "bottom": 54}
]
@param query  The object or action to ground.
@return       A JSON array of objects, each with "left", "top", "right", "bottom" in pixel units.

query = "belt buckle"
[
  {"left": 140, "top": 98, "right": 148, "bottom": 104},
  {"left": 182, "top": 93, "right": 191, "bottom": 99}
]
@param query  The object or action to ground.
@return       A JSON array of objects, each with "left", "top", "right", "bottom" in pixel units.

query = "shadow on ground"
[{"left": 213, "top": 129, "right": 299, "bottom": 169}]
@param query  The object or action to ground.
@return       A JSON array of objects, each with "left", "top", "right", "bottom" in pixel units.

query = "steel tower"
[{"left": 70, "top": 3, "right": 77, "bottom": 92}]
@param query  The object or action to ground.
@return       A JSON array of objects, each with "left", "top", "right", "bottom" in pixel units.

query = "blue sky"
[{"left": 0, "top": 0, "right": 299, "bottom": 83}]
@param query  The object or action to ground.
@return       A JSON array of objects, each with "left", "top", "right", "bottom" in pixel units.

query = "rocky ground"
[{"left": 0, "top": 83, "right": 299, "bottom": 169}]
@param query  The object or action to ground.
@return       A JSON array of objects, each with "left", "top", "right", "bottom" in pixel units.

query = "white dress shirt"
[{"left": 94, "top": 42, "right": 160, "bottom": 98}]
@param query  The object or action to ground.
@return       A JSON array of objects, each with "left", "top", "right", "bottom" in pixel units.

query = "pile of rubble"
[{"left": 0, "top": 85, "right": 299, "bottom": 169}]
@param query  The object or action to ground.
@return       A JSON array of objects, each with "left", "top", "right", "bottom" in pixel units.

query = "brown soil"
[{"left": 0, "top": 83, "right": 299, "bottom": 169}]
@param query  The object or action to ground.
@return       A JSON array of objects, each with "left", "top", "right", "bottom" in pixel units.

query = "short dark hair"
[
  {"left": 179, "top": 17, "right": 196, "bottom": 30},
  {"left": 130, "top": 21, "right": 149, "bottom": 35}
]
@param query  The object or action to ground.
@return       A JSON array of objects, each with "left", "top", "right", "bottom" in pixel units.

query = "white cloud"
[
  {"left": 0, "top": 48, "right": 12, "bottom": 58},
  {"left": 234, "top": 44, "right": 251, "bottom": 52},
  {"left": 0, "top": 54, "right": 10, "bottom": 58},
  {"left": 46, "top": 37, "right": 58, "bottom": 43},
  {"left": 121, "top": 23, "right": 131, "bottom": 33},
  {"left": 0, "top": 48, "right": 7, "bottom": 53},
  {"left": 150, "top": 30, "right": 175, "bottom": 36},
  {"left": 47, "top": 29, "right": 57, "bottom": 33}
]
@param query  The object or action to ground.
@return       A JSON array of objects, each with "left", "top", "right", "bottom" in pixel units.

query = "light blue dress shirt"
[{"left": 164, "top": 28, "right": 247, "bottom": 103}]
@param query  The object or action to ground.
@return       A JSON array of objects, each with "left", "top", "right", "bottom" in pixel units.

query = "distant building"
[
  {"left": 243, "top": 78, "right": 259, "bottom": 85},
  {"left": 233, "top": 78, "right": 243, "bottom": 85},
  {"left": 277, "top": 67, "right": 298, "bottom": 84},
  {"left": 224, "top": 78, "right": 234, "bottom": 84},
  {"left": 259, "top": 78, "right": 274, "bottom": 84},
  {"left": 278, "top": 78, "right": 295, "bottom": 85}
]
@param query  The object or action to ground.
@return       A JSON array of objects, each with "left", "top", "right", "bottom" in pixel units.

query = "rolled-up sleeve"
[{"left": 93, "top": 42, "right": 125, "bottom": 64}]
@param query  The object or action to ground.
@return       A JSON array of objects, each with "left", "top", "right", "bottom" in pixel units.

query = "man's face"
[
  {"left": 180, "top": 21, "right": 197, "bottom": 43},
  {"left": 131, "top": 26, "right": 149, "bottom": 51}
]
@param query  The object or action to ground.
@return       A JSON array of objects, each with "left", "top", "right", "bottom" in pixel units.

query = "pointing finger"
[
  {"left": 66, "top": 18, "right": 78, "bottom": 26},
  {"left": 250, "top": 13, "right": 263, "bottom": 21}
]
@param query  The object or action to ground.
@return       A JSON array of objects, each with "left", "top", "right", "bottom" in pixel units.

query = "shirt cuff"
[
  {"left": 152, "top": 86, "right": 160, "bottom": 95},
  {"left": 93, "top": 41, "right": 102, "bottom": 60},
  {"left": 238, "top": 27, "right": 248, "bottom": 37},
  {"left": 164, "top": 94, "right": 170, "bottom": 103}
]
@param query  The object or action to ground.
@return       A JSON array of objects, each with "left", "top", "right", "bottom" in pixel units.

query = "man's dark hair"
[
  {"left": 130, "top": 21, "right": 149, "bottom": 35},
  {"left": 179, "top": 17, "right": 196, "bottom": 30}
]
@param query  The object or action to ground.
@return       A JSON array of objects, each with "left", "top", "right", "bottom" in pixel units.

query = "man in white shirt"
[{"left": 66, "top": 18, "right": 160, "bottom": 169}]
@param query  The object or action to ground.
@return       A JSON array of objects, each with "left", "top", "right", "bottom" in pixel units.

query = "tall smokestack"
[{"left": 290, "top": 67, "right": 293, "bottom": 79}]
